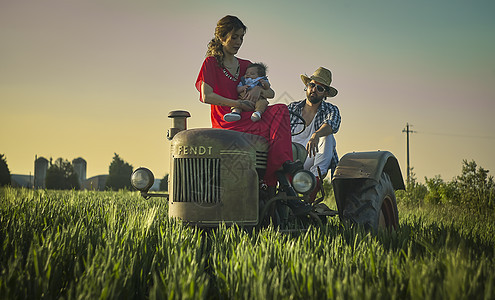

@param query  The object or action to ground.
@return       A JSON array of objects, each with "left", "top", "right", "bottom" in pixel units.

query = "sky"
[{"left": 1, "top": 0, "right": 494, "bottom": 183}]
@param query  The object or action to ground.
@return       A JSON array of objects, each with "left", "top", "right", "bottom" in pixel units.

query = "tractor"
[{"left": 131, "top": 110, "right": 405, "bottom": 231}]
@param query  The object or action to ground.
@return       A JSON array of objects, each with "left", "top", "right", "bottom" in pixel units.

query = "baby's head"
[{"left": 245, "top": 62, "right": 267, "bottom": 79}]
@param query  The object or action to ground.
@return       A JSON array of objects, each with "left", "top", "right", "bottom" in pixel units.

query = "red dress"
[{"left": 195, "top": 56, "right": 293, "bottom": 186}]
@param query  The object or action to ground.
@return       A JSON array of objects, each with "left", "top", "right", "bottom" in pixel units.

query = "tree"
[
  {"left": 0, "top": 154, "right": 11, "bottom": 186},
  {"left": 454, "top": 160, "right": 495, "bottom": 209},
  {"left": 105, "top": 153, "right": 133, "bottom": 191},
  {"left": 45, "top": 158, "right": 80, "bottom": 190},
  {"left": 424, "top": 175, "right": 457, "bottom": 205},
  {"left": 396, "top": 168, "right": 427, "bottom": 205},
  {"left": 159, "top": 174, "right": 169, "bottom": 191}
]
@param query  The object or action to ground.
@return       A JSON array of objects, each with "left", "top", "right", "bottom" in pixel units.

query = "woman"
[{"left": 195, "top": 15, "right": 293, "bottom": 187}]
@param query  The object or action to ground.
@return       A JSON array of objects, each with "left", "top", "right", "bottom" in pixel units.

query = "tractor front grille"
[
  {"left": 255, "top": 151, "right": 268, "bottom": 169},
  {"left": 173, "top": 158, "right": 221, "bottom": 203}
]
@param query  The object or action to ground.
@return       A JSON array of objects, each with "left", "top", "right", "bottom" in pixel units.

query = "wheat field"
[{"left": 1, "top": 187, "right": 494, "bottom": 299}]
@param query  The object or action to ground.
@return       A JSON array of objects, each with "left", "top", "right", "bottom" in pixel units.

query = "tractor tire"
[{"left": 341, "top": 172, "right": 399, "bottom": 230}]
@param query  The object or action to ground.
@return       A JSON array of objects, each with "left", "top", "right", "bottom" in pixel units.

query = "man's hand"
[
  {"left": 306, "top": 123, "right": 333, "bottom": 157},
  {"left": 306, "top": 133, "right": 319, "bottom": 158}
]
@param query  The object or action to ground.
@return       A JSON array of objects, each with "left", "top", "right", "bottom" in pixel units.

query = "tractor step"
[{"left": 313, "top": 203, "right": 338, "bottom": 216}]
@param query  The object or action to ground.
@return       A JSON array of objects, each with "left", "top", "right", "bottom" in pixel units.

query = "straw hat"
[{"left": 301, "top": 67, "right": 338, "bottom": 97}]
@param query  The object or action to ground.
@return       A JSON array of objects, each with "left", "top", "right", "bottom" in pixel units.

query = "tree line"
[
  {"left": 2, "top": 153, "right": 494, "bottom": 210},
  {"left": 397, "top": 160, "right": 495, "bottom": 211},
  {"left": 0, "top": 153, "right": 169, "bottom": 191}
]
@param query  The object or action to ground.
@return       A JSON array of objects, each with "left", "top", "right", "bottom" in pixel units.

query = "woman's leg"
[{"left": 262, "top": 104, "right": 293, "bottom": 186}]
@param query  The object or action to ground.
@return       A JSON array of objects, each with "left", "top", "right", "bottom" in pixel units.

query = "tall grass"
[{"left": 1, "top": 187, "right": 494, "bottom": 299}]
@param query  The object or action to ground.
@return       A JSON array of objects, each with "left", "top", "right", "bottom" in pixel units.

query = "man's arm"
[
  {"left": 324, "top": 103, "right": 341, "bottom": 134},
  {"left": 307, "top": 123, "right": 333, "bottom": 158}
]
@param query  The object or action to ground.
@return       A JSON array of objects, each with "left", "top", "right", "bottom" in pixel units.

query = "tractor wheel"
[{"left": 341, "top": 172, "right": 399, "bottom": 230}]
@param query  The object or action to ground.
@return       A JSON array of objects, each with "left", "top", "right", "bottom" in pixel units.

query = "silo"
[
  {"left": 72, "top": 157, "right": 87, "bottom": 188},
  {"left": 34, "top": 156, "right": 48, "bottom": 189}
]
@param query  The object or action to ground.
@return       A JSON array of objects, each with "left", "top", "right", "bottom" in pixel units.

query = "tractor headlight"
[
  {"left": 292, "top": 170, "right": 316, "bottom": 194},
  {"left": 131, "top": 167, "right": 155, "bottom": 192}
]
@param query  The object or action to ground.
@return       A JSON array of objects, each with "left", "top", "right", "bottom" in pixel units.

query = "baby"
[{"left": 223, "top": 63, "right": 270, "bottom": 122}]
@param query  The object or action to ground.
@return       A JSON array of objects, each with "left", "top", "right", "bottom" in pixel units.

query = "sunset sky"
[{"left": 1, "top": 0, "right": 494, "bottom": 183}]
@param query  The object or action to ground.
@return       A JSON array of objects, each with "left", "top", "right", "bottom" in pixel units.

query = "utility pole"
[{"left": 402, "top": 123, "right": 415, "bottom": 188}]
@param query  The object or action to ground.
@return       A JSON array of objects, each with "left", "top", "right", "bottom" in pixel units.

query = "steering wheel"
[{"left": 290, "top": 111, "right": 306, "bottom": 136}]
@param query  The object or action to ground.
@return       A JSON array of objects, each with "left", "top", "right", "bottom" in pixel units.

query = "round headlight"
[
  {"left": 292, "top": 170, "right": 316, "bottom": 194},
  {"left": 131, "top": 167, "right": 155, "bottom": 192}
]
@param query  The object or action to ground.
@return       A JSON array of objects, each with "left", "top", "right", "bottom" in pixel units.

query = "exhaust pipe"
[{"left": 167, "top": 110, "right": 191, "bottom": 140}]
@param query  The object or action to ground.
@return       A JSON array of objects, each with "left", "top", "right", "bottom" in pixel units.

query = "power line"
[
  {"left": 401, "top": 124, "right": 495, "bottom": 188},
  {"left": 415, "top": 131, "right": 495, "bottom": 140}
]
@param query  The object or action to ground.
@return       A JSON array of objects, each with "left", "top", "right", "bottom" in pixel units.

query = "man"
[{"left": 288, "top": 67, "right": 341, "bottom": 181}]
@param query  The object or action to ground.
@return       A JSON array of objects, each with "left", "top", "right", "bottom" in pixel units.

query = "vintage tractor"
[{"left": 131, "top": 110, "right": 405, "bottom": 231}]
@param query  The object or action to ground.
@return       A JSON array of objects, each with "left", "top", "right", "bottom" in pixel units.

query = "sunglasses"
[{"left": 307, "top": 82, "right": 326, "bottom": 93}]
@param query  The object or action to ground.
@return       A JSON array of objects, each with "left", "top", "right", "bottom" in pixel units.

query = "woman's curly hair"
[{"left": 206, "top": 15, "right": 246, "bottom": 68}]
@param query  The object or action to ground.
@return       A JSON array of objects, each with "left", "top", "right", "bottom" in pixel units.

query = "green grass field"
[{"left": 1, "top": 187, "right": 494, "bottom": 299}]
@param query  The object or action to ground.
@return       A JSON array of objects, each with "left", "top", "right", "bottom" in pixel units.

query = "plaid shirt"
[{"left": 288, "top": 100, "right": 341, "bottom": 175}]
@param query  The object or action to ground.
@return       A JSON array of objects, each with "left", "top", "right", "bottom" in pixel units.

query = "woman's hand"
[
  {"left": 260, "top": 79, "right": 270, "bottom": 90},
  {"left": 236, "top": 100, "right": 255, "bottom": 111},
  {"left": 243, "top": 86, "right": 262, "bottom": 103},
  {"left": 202, "top": 82, "right": 252, "bottom": 110}
]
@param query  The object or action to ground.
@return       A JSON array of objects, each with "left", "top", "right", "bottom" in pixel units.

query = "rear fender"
[{"left": 332, "top": 151, "right": 405, "bottom": 211}]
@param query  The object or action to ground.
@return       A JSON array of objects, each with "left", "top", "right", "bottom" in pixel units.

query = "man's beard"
[
  {"left": 306, "top": 90, "right": 324, "bottom": 104},
  {"left": 309, "top": 98, "right": 323, "bottom": 104},
  {"left": 308, "top": 95, "right": 324, "bottom": 104}
]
